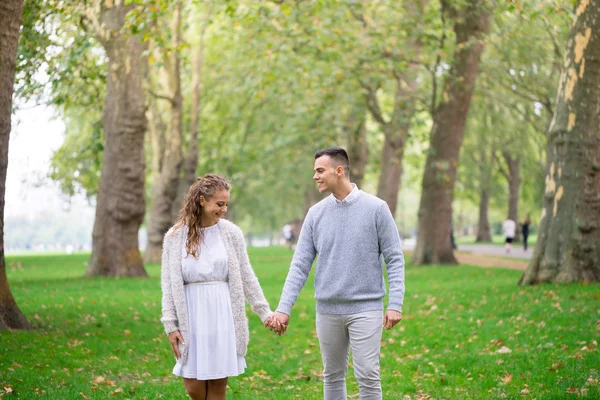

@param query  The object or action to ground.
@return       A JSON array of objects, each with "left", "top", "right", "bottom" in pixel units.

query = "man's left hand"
[{"left": 383, "top": 310, "right": 402, "bottom": 330}]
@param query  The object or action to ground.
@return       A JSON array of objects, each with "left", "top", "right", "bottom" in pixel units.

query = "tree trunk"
[
  {"left": 503, "top": 151, "right": 521, "bottom": 242},
  {"left": 346, "top": 106, "right": 368, "bottom": 188},
  {"left": 520, "top": 0, "right": 600, "bottom": 284},
  {"left": 171, "top": 5, "right": 212, "bottom": 221},
  {"left": 363, "top": 1, "right": 428, "bottom": 217},
  {"left": 476, "top": 188, "right": 492, "bottom": 242},
  {"left": 86, "top": 2, "right": 148, "bottom": 277},
  {"left": 412, "top": 0, "right": 491, "bottom": 265},
  {"left": 0, "top": 0, "right": 30, "bottom": 330},
  {"left": 147, "top": 99, "right": 166, "bottom": 186},
  {"left": 376, "top": 127, "right": 408, "bottom": 218},
  {"left": 365, "top": 76, "right": 414, "bottom": 218},
  {"left": 144, "top": 4, "right": 184, "bottom": 264}
]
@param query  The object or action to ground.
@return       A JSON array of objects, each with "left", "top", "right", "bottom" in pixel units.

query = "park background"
[{"left": 0, "top": 0, "right": 599, "bottom": 399}]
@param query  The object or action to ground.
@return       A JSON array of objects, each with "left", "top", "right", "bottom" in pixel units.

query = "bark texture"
[
  {"left": 475, "top": 146, "right": 493, "bottom": 242},
  {"left": 346, "top": 105, "right": 369, "bottom": 188},
  {"left": 412, "top": 0, "right": 491, "bottom": 265},
  {"left": 503, "top": 151, "right": 522, "bottom": 242},
  {"left": 171, "top": 6, "right": 212, "bottom": 221},
  {"left": 365, "top": 76, "right": 415, "bottom": 218},
  {"left": 145, "top": 4, "right": 184, "bottom": 264},
  {"left": 520, "top": 0, "right": 600, "bottom": 284},
  {"left": 0, "top": 0, "right": 30, "bottom": 330},
  {"left": 87, "top": 2, "right": 148, "bottom": 277},
  {"left": 476, "top": 187, "right": 492, "bottom": 242}
]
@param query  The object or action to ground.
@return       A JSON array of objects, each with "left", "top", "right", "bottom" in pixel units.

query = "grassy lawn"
[{"left": 1, "top": 248, "right": 599, "bottom": 399}]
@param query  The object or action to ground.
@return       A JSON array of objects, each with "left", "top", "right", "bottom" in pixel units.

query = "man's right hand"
[
  {"left": 265, "top": 312, "right": 290, "bottom": 336},
  {"left": 168, "top": 330, "right": 184, "bottom": 359}
]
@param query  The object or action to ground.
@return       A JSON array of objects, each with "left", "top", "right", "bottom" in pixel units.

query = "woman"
[{"left": 160, "top": 174, "right": 281, "bottom": 399}]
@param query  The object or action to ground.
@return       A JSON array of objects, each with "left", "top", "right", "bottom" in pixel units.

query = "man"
[
  {"left": 503, "top": 217, "right": 516, "bottom": 253},
  {"left": 269, "top": 147, "right": 405, "bottom": 400}
]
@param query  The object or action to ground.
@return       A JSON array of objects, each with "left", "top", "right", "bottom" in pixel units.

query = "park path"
[{"left": 402, "top": 241, "right": 529, "bottom": 271}]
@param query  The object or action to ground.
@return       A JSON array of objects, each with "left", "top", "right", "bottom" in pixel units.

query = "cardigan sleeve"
[
  {"left": 234, "top": 227, "right": 273, "bottom": 322},
  {"left": 160, "top": 232, "right": 179, "bottom": 335}
]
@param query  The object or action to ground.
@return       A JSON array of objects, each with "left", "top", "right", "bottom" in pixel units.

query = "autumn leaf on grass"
[
  {"left": 566, "top": 387, "right": 580, "bottom": 395},
  {"left": 520, "top": 384, "right": 529, "bottom": 395},
  {"left": 548, "top": 362, "right": 564, "bottom": 372},
  {"left": 496, "top": 346, "right": 512, "bottom": 354},
  {"left": 499, "top": 373, "right": 512, "bottom": 384}
]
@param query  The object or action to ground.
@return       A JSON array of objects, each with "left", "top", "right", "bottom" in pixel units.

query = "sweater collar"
[{"left": 330, "top": 183, "right": 360, "bottom": 205}]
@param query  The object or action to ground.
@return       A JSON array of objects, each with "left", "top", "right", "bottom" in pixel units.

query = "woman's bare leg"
[
  {"left": 183, "top": 378, "right": 207, "bottom": 400},
  {"left": 206, "top": 378, "right": 228, "bottom": 400}
]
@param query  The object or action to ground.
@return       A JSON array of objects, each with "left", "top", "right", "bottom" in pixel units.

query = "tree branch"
[
  {"left": 493, "top": 151, "right": 509, "bottom": 180},
  {"left": 360, "top": 81, "right": 386, "bottom": 126},
  {"left": 148, "top": 89, "right": 176, "bottom": 105}
]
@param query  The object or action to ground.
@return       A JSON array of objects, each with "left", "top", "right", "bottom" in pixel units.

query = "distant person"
[
  {"left": 521, "top": 216, "right": 531, "bottom": 251},
  {"left": 503, "top": 218, "right": 516, "bottom": 253},
  {"left": 282, "top": 223, "right": 295, "bottom": 249},
  {"left": 450, "top": 226, "right": 457, "bottom": 250},
  {"left": 267, "top": 147, "right": 405, "bottom": 399},
  {"left": 160, "top": 174, "right": 283, "bottom": 400}
]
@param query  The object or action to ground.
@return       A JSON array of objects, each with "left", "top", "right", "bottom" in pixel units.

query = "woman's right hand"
[{"left": 168, "top": 330, "right": 184, "bottom": 359}]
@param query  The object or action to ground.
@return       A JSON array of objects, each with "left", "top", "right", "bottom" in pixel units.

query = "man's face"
[{"left": 313, "top": 155, "right": 340, "bottom": 193}]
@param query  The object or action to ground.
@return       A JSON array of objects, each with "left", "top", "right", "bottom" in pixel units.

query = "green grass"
[{"left": 1, "top": 248, "right": 599, "bottom": 399}]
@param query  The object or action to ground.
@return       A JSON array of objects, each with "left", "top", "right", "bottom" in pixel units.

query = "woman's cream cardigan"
[{"left": 160, "top": 219, "right": 273, "bottom": 371}]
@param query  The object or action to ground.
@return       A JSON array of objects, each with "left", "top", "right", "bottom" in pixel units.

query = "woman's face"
[{"left": 200, "top": 189, "right": 230, "bottom": 227}]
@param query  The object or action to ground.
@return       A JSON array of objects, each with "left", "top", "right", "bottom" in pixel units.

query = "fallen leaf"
[
  {"left": 500, "top": 373, "right": 513, "bottom": 383},
  {"left": 496, "top": 346, "right": 512, "bottom": 354}
]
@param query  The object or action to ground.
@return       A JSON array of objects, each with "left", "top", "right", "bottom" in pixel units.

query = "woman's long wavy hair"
[{"left": 172, "top": 174, "right": 231, "bottom": 257}]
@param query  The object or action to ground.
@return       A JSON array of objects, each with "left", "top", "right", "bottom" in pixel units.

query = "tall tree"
[
  {"left": 144, "top": 2, "right": 184, "bottom": 264},
  {"left": 475, "top": 147, "right": 494, "bottom": 242},
  {"left": 520, "top": 0, "right": 600, "bottom": 284},
  {"left": 0, "top": 0, "right": 30, "bottom": 330},
  {"left": 357, "top": 0, "right": 431, "bottom": 218},
  {"left": 86, "top": 1, "right": 148, "bottom": 277},
  {"left": 499, "top": 150, "right": 522, "bottom": 242},
  {"left": 413, "top": 0, "right": 492, "bottom": 265},
  {"left": 171, "top": 3, "right": 214, "bottom": 222},
  {"left": 345, "top": 102, "right": 369, "bottom": 188}
]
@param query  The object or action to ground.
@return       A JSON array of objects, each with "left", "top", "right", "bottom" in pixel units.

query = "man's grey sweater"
[{"left": 276, "top": 187, "right": 405, "bottom": 315}]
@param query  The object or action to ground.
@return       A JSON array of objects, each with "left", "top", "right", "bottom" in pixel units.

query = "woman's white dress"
[{"left": 173, "top": 222, "right": 246, "bottom": 379}]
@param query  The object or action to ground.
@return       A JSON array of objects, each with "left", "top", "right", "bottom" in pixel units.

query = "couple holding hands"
[{"left": 160, "top": 147, "right": 405, "bottom": 400}]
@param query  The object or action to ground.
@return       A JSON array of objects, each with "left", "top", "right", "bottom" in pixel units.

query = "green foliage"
[
  {"left": 14, "top": 0, "right": 580, "bottom": 234},
  {"left": 2, "top": 250, "right": 599, "bottom": 398}
]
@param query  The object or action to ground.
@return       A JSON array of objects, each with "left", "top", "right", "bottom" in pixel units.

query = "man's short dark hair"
[{"left": 314, "top": 147, "right": 350, "bottom": 176}]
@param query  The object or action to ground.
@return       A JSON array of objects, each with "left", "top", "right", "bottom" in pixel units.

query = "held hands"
[
  {"left": 383, "top": 310, "right": 402, "bottom": 330},
  {"left": 264, "top": 311, "right": 289, "bottom": 336},
  {"left": 168, "top": 330, "right": 184, "bottom": 359}
]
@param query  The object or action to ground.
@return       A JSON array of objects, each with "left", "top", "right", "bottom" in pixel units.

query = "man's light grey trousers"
[{"left": 316, "top": 310, "right": 383, "bottom": 400}]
